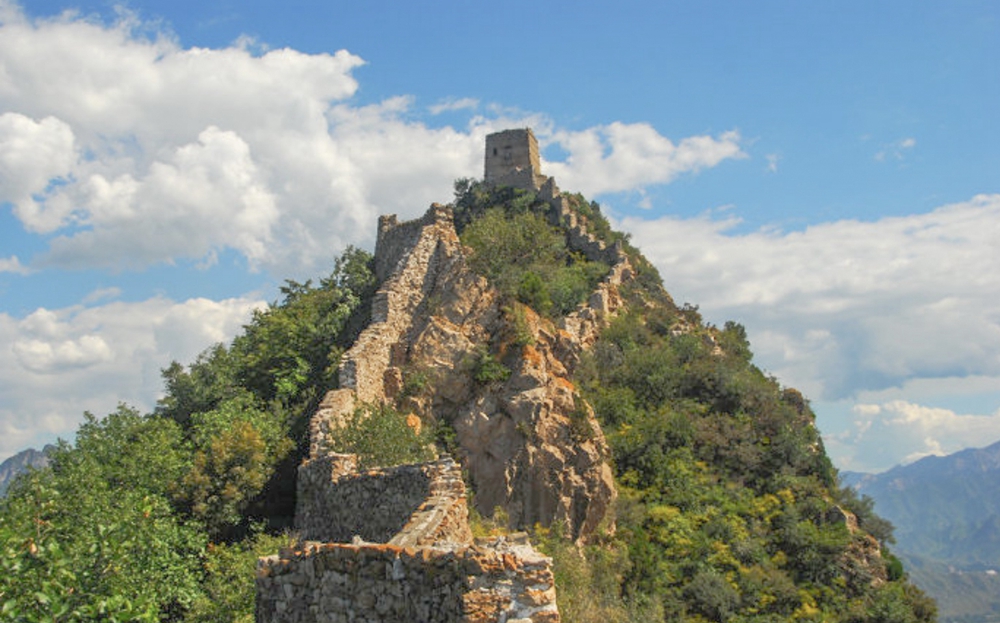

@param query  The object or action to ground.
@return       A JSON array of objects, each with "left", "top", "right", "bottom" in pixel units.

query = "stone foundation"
[{"left": 257, "top": 535, "right": 558, "bottom": 623}]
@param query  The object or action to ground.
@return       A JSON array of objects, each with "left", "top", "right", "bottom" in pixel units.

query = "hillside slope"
[
  {"left": 0, "top": 130, "right": 937, "bottom": 622},
  {"left": 845, "top": 440, "right": 1000, "bottom": 622}
]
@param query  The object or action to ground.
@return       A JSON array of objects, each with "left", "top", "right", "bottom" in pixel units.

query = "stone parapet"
[
  {"left": 256, "top": 536, "right": 558, "bottom": 623},
  {"left": 343, "top": 204, "right": 457, "bottom": 404}
]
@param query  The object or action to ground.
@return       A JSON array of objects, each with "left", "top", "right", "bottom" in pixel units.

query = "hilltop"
[{"left": 1, "top": 129, "right": 935, "bottom": 623}]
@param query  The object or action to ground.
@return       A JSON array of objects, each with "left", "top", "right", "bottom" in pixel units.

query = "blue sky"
[{"left": 0, "top": 0, "right": 997, "bottom": 471}]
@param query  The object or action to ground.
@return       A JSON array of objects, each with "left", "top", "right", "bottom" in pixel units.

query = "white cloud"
[
  {"left": 875, "top": 136, "right": 917, "bottom": 162},
  {"left": 0, "top": 6, "right": 744, "bottom": 278},
  {"left": 625, "top": 193, "right": 1000, "bottom": 403},
  {"left": 543, "top": 123, "right": 745, "bottom": 196},
  {"left": 44, "top": 126, "right": 280, "bottom": 269},
  {"left": 824, "top": 396, "right": 1000, "bottom": 472},
  {"left": 0, "top": 294, "right": 264, "bottom": 461},
  {"left": 0, "top": 255, "right": 29, "bottom": 274},
  {"left": 765, "top": 153, "right": 780, "bottom": 173},
  {"left": 429, "top": 97, "right": 479, "bottom": 114},
  {"left": 0, "top": 113, "right": 76, "bottom": 227}
]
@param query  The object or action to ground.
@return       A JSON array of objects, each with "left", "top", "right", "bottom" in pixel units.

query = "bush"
[{"left": 332, "top": 403, "right": 434, "bottom": 469}]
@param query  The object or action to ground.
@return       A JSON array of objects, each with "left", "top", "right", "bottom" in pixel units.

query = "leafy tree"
[
  {"left": 184, "top": 530, "right": 296, "bottom": 623},
  {"left": 0, "top": 406, "right": 204, "bottom": 621}
]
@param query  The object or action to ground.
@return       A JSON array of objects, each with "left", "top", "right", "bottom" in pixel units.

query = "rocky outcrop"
[
  {"left": 268, "top": 128, "right": 639, "bottom": 621},
  {"left": 301, "top": 197, "right": 626, "bottom": 542}
]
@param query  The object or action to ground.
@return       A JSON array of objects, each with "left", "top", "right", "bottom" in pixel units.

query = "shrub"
[{"left": 332, "top": 403, "right": 434, "bottom": 469}]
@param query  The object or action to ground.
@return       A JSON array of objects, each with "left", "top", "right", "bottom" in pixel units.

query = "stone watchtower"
[{"left": 484, "top": 128, "right": 546, "bottom": 191}]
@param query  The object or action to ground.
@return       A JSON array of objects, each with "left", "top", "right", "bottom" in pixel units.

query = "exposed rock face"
[
  {"left": 271, "top": 130, "right": 636, "bottom": 621},
  {"left": 304, "top": 196, "right": 626, "bottom": 541},
  {"left": 828, "top": 505, "right": 889, "bottom": 588}
]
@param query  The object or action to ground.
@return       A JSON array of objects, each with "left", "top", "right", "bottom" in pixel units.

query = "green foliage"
[
  {"left": 469, "top": 345, "right": 512, "bottom": 384},
  {"left": 0, "top": 245, "right": 378, "bottom": 622},
  {"left": 184, "top": 530, "right": 297, "bottom": 623},
  {"left": 565, "top": 299, "right": 932, "bottom": 622},
  {"left": 533, "top": 522, "right": 663, "bottom": 623},
  {"left": 568, "top": 400, "right": 596, "bottom": 442},
  {"left": 157, "top": 246, "right": 375, "bottom": 431},
  {"left": 454, "top": 183, "right": 611, "bottom": 318},
  {"left": 504, "top": 303, "right": 536, "bottom": 347},
  {"left": 0, "top": 406, "right": 205, "bottom": 621},
  {"left": 401, "top": 365, "right": 432, "bottom": 398},
  {"left": 332, "top": 403, "right": 435, "bottom": 469},
  {"left": 175, "top": 398, "right": 294, "bottom": 538}
]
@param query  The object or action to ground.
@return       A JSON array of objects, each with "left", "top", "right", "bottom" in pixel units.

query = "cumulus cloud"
[
  {"left": 543, "top": 123, "right": 745, "bottom": 196},
  {"left": 0, "top": 255, "right": 29, "bottom": 274},
  {"left": 0, "top": 112, "right": 76, "bottom": 228},
  {"left": 0, "top": 5, "right": 744, "bottom": 278},
  {"left": 825, "top": 397, "right": 1000, "bottom": 471},
  {"left": 625, "top": 193, "right": 1000, "bottom": 401},
  {"left": 0, "top": 293, "right": 264, "bottom": 461}
]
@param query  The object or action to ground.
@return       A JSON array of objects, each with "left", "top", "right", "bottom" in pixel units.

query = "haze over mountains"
[
  {"left": 843, "top": 438, "right": 1000, "bottom": 622},
  {"left": 0, "top": 445, "right": 51, "bottom": 496}
]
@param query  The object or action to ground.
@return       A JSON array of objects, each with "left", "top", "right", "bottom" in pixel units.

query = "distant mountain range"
[
  {"left": 843, "top": 439, "right": 1000, "bottom": 622},
  {"left": 0, "top": 445, "right": 53, "bottom": 496}
]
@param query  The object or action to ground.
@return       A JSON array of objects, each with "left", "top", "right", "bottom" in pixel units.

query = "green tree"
[{"left": 0, "top": 406, "right": 205, "bottom": 621}]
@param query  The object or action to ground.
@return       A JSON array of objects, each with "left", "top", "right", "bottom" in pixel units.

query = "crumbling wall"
[
  {"left": 266, "top": 128, "right": 644, "bottom": 620},
  {"left": 339, "top": 204, "right": 457, "bottom": 404},
  {"left": 257, "top": 535, "right": 558, "bottom": 623}
]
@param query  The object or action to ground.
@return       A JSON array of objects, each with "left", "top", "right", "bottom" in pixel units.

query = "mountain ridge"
[
  {"left": 0, "top": 444, "right": 53, "bottom": 496},
  {"left": 0, "top": 129, "right": 937, "bottom": 623},
  {"left": 844, "top": 438, "right": 1000, "bottom": 622}
]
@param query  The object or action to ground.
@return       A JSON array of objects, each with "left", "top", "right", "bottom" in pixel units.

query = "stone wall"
[
  {"left": 339, "top": 204, "right": 457, "bottom": 405},
  {"left": 269, "top": 199, "right": 560, "bottom": 622},
  {"left": 262, "top": 129, "right": 645, "bottom": 620},
  {"left": 257, "top": 535, "right": 558, "bottom": 623}
]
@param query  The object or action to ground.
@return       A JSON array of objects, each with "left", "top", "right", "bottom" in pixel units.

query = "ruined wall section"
[
  {"left": 340, "top": 204, "right": 458, "bottom": 405},
  {"left": 257, "top": 535, "right": 558, "bottom": 623},
  {"left": 296, "top": 458, "right": 469, "bottom": 545},
  {"left": 281, "top": 202, "right": 560, "bottom": 622},
  {"left": 306, "top": 204, "right": 460, "bottom": 458}
]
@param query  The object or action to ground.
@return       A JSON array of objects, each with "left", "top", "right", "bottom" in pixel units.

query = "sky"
[{"left": 0, "top": 0, "right": 997, "bottom": 472}]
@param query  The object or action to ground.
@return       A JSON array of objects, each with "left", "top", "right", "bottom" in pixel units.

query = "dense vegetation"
[
  {"left": 0, "top": 249, "right": 376, "bottom": 622},
  {"left": 454, "top": 179, "right": 611, "bottom": 318},
  {"left": 455, "top": 182, "right": 936, "bottom": 623},
  {"left": 0, "top": 180, "right": 936, "bottom": 622}
]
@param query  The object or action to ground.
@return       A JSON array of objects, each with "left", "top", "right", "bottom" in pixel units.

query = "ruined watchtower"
[{"left": 484, "top": 128, "right": 546, "bottom": 191}]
